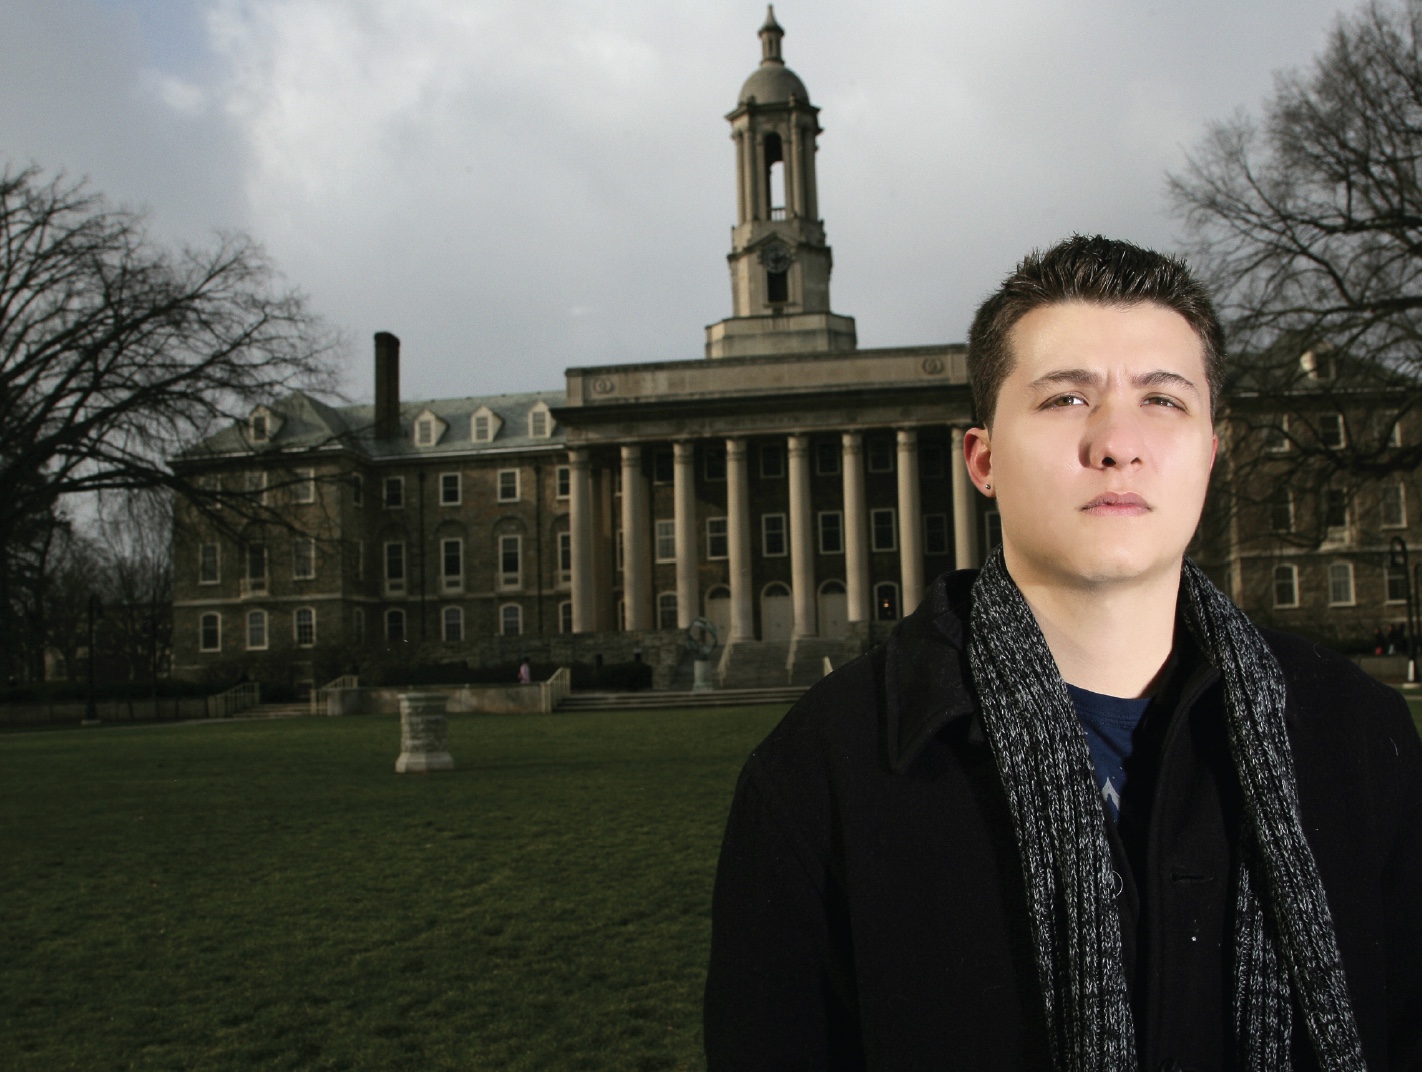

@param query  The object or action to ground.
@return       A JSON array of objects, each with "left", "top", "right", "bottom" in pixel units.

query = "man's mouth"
[{"left": 1081, "top": 492, "right": 1150, "bottom": 514}]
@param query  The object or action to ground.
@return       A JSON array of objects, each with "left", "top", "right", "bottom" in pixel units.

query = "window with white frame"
[
  {"left": 293, "top": 468, "right": 315, "bottom": 503},
  {"left": 442, "top": 538, "right": 463, "bottom": 591},
  {"left": 867, "top": 439, "right": 894, "bottom": 473},
  {"left": 353, "top": 608, "right": 365, "bottom": 644},
  {"left": 498, "top": 469, "right": 519, "bottom": 502},
  {"left": 655, "top": 520, "right": 676, "bottom": 562},
  {"left": 875, "top": 583, "right": 900, "bottom": 621},
  {"left": 528, "top": 402, "right": 552, "bottom": 438},
  {"left": 558, "top": 532, "right": 572, "bottom": 586},
  {"left": 870, "top": 508, "right": 897, "bottom": 552},
  {"left": 1381, "top": 483, "right": 1407, "bottom": 528},
  {"left": 246, "top": 543, "right": 267, "bottom": 592},
  {"left": 818, "top": 511, "right": 843, "bottom": 554},
  {"left": 501, "top": 603, "right": 523, "bottom": 636},
  {"left": 442, "top": 606, "right": 463, "bottom": 642},
  {"left": 246, "top": 610, "right": 268, "bottom": 650},
  {"left": 385, "top": 541, "right": 406, "bottom": 594},
  {"left": 1263, "top": 416, "right": 1291, "bottom": 453},
  {"left": 1318, "top": 412, "right": 1346, "bottom": 449},
  {"left": 499, "top": 534, "right": 521, "bottom": 588},
  {"left": 440, "top": 473, "right": 461, "bottom": 506},
  {"left": 351, "top": 473, "right": 364, "bottom": 506},
  {"left": 556, "top": 466, "right": 571, "bottom": 499},
  {"left": 760, "top": 443, "right": 785, "bottom": 479},
  {"left": 559, "top": 601, "right": 573, "bottom": 634},
  {"left": 294, "top": 607, "right": 316, "bottom": 647},
  {"left": 415, "top": 416, "right": 438, "bottom": 446},
  {"left": 924, "top": 513, "right": 949, "bottom": 555},
  {"left": 762, "top": 514, "right": 787, "bottom": 556},
  {"left": 386, "top": 608, "right": 406, "bottom": 642},
  {"left": 199, "top": 612, "right": 221, "bottom": 652},
  {"left": 199, "top": 543, "right": 219, "bottom": 584},
  {"left": 1327, "top": 561, "right": 1356, "bottom": 606},
  {"left": 1324, "top": 489, "right": 1349, "bottom": 531},
  {"left": 384, "top": 476, "right": 404, "bottom": 508},
  {"left": 250, "top": 412, "right": 269, "bottom": 442},
  {"left": 706, "top": 517, "right": 728, "bottom": 559},
  {"left": 1273, "top": 564, "right": 1299, "bottom": 608},
  {"left": 814, "top": 441, "right": 839, "bottom": 476},
  {"left": 473, "top": 413, "right": 492, "bottom": 442},
  {"left": 658, "top": 592, "right": 679, "bottom": 630},
  {"left": 1269, "top": 489, "right": 1294, "bottom": 534},
  {"left": 292, "top": 538, "right": 315, "bottom": 580},
  {"left": 1387, "top": 566, "right": 1410, "bottom": 604}
]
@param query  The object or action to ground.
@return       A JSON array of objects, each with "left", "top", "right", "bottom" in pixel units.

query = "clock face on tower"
[{"left": 759, "top": 241, "right": 794, "bottom": 274}]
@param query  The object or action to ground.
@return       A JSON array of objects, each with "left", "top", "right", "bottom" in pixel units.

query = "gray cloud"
[{"left": 2, "top": 0, "right": 1351, "bottom": 405}]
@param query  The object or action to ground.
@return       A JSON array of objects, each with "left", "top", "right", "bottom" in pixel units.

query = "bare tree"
[{"left": 0, "top": 163, "right": 341, "bottom": 676}]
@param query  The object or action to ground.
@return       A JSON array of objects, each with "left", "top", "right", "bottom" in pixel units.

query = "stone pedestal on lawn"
[
  {"left": 692, "top": 658, "right": 714, "bottom": 692},
  {"left": 395, "top": 692, "right": 454, "bottom": 773}
]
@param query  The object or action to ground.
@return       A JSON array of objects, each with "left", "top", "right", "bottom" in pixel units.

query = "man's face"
[{"left": 965, "top": 301, "right": 1218, "bottom": 590}]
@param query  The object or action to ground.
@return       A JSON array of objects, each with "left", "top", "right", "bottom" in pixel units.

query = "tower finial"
[{"left": 759, "top": 5, "right": 784, "bottom": 65}]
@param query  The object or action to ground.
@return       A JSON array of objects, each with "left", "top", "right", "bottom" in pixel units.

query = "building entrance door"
[
  {"left": 818, "top": 580, "right": 848, "bottom": 637},
  {"left": 705, "top": 586, "right": 731, "bottom": 643},
  {"left": 761, "top": 583, "right": 793, "bottom": 642}
]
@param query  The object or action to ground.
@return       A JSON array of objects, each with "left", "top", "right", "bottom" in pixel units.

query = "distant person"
[
  {"left": 705, "top": 236, "right": 1422, "bottom": 1069},
  {"left": 517, "top": 658, "right": 531, "bottom": 686}
]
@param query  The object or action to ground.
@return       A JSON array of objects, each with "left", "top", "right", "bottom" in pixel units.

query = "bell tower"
[{"left": 705, "top": 7, "right": 856, "bottom": 359}]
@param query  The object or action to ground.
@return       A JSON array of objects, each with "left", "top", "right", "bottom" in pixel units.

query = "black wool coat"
[{"left": 704, "top": 569, "right": 1422, "bottom": 1071}]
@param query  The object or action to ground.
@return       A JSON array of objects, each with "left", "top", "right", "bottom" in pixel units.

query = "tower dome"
[{"left": 738, "top": 6, "right": 810, "bottom": 106}]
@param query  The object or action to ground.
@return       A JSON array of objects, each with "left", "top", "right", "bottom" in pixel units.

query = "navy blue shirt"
[{"left": 1066, "top": 684, "right": 1152, "bottom": 822}]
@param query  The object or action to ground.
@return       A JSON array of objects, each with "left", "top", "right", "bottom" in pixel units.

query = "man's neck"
[{"left": 1002, "top": 553, "right": 1181, "bottom": 699}]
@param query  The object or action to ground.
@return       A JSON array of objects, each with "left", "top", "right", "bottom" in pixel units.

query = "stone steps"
[{"left": 557, "top": 686, "right": 804, "bottom": 711}]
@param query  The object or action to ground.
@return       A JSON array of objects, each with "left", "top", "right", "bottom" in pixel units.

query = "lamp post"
[
  {"left": 83, "top": 593, "right": 104, "bottom": 725},
  {"left": 1389, "top": 537, "right": 1415, "bottom": 683}
]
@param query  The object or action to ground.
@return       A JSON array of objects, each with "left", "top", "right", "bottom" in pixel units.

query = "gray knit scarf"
[{"left": 966, "top": 548, "right": 1364, "bottom": 1071}]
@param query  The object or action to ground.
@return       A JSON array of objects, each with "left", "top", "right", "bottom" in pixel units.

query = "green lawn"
[
  {"left": 0, "top": 706, "right": 788, "bottom": 1072},
  {"left": 1403, "top": 694, "right": 1422, "bottom": 739}
]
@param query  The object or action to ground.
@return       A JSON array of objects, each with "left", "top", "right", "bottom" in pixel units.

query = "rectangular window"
[
  {"left": 814, "top": 442, "right": 840, "bottom": 476},
  {"left": 1273, "top": 565, "right": 1299, "bottom": 608},
  {"left": 558, "top": 531, "right": 572, "bottom": 585},
  {"left": 1328, "top": 561, "right": 1356, "bottom": 606},
  {"left": 867, "top": 440, "right": 894, "bottom": 473},
  {"left": 920, "top": 445, "right": 946, "bottom": 479},
  {"left": 1381, "top": 483, "right": 1407, "bottom": 528},
  {"left": 1264, "top": 417, "right": 1291, "bottom": 453},
  {"left": 870, "top": 508, "right": 897, "bottom": 552},
  {"left": 1318, "top": 412, "right": 1345, "bottom": 449},
  {"left": 924, "top": 513, "right": 949, "bottom": 555},
  {"left": 353, "top": 608, "right": 365, "bottom": 644},
  {"left": 658, "top": 592, "right": 679, "bottom": 630},
  {"left": 704, "top": 447, "right": 726, "bottom": 481},
  {"left": 416, "top": 419, "right": 435, "bottom": 446},
  {"left": 498, "top": 469, "right": 519, "bottom": 502},
  {"left": 198, "top": 543, "right": 219, "bottom": 585},
  {"left": 501, "top": 604, "right": 522, "bottom": 636},
  {"left": 653, "top": 450, "right": 674, "bottom": 484},
  {"left": 385, "top": 541, "right": 406, "bottom": 594},
  {"left": 474, "top": 414, "right": 491, "bottom": 442},
  {"left": 442, "top": 538, "right": 463, "bottom": 591},
  {"left": 246, "top": 610, "right": 268, "bottom": 650},
  {"left": 199, "top": 613, "right": 221, "bottom": 652},
  {"left": 292, "top": 538, "right": 315, "bottom": 580},
  {"left": 246, "top": 543, "right": 267, "bottom": 592},
  {"left": 386, "top": 609, "right": 406, "bottom": 643},
  {"left": 293, "top": 468, "right": 315, "bottom": 503},
  {"left": 760, "top": 444, "right": 785, "bottom": 479},
  {"left": 1325, "top": 489, "right": 1349, "bottom": 530},
  {"left": 383, "top": 476, "right": 404, "bottom": 508},
  {"left": 351, "top": 473, "right": 364, "bottom": 506},
  {"left": 559, "top": 601, "right": 573, "bottom": 634},
  {"left": 440, "top": 472, "right": 461, "bottom": 505},
  {"left": 442, "top": 606, "right": 463, "bottom": 642},
  {"left": 655, "top": 519, "right": 677, "bottom": 562},
  {"left": 1269, "top": 490, "right": 1294, "bottom": 534},
  {"left": 762, "top": 513, "right": 787, "bottom": 557},
  {"left": 767, "top": 269, "right": 788, "bottom": 303},
  {"left": 556, "top": 466, "right": 571, "bottom": 499},
  {"left": 1387, "top": 567, "right": 1410, "bottom": 604},
  {"left": 294, "top": 607, "right": 315, "bottom": 647},
  {"left": 817, "top": 511, "right": 843, "bottom": 554},
  {"left": 500, "top": 535, "right": 521, "bottom": 588},
  {"left": 706, "top": 517, "right": 728, "bottom": 559}
]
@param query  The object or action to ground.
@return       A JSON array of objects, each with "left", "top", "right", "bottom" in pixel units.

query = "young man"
[{"left": 704, "top": 236, "right": 1422, "bottom": 1071}]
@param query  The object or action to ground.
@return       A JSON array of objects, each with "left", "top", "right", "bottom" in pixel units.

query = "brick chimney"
[{"left": 374, "top": 332, "right": 400, "bottom": 439}]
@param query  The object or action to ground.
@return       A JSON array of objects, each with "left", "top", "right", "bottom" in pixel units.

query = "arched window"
[
  {"left": 442, "top": 606, "right": 463, "bottom": 642},
  {"left": 246, "top": 609, "right": 268, "bottom": 650},
  {"left": 386, "top": 608, "right": 406, "bottom": 643},
  {"left": 501, "top": 604, "right": 523, "bottom": 637},
  {"left": 875, "top": 583, "right": 900, "bottom": 621},
  {"left": 764, "top": 582, "right": 791, "bottom": 598},
  {"left": 819, "top": 579, "right": 845, "bottom": 595}
]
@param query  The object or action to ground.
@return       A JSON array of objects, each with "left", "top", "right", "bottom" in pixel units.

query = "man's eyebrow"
[
  {"left": 1025, "top": 368, "right": 1201, "bottom": 395},
  {"left": 1132, "top": 369, "right": 1201, "bottom": 395}
]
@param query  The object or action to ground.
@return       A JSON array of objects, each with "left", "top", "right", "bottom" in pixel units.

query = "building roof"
[{"left": 739, "top": 63, "right": 810, "bottom": 106}]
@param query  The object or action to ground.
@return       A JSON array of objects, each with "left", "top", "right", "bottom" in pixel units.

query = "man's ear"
[{"left": 963, "top": 426, "right": 993, "bottom": 495}]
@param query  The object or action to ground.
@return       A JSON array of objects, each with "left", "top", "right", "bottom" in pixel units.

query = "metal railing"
[
  {"left": 311, "top": 673, "right": 359, "bottom": 716},
  {"left": 539, "top": 667, "right": 572, "bottom": 712},
  {"left": 209, "top": 681, "right": 260, "bottom": 719}
]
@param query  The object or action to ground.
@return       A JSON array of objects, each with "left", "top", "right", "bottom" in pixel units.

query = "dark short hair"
[{"left": 966, "top": 235, "right": 1224, "bottom": 426}]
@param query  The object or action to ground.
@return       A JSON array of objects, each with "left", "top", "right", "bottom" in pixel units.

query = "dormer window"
[
  {"left": 471, "top": 405, "right": 503, "bottom": 444},
  {"left": 251, "top": 414, "right": 268, "bottom": 441},
  {"left": 528, "top": 400, "right": 553, "bottom": 439},
  {"left": 247, "top": 405, "right": 282, "bottom": 444},
  {"left": 411, "top": 408, "right": 447, "bottom": 448}
]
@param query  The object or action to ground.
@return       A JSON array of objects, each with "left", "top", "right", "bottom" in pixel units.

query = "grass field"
[{"left": 0, "top": 706, "right": 788, "bottom": 1072}]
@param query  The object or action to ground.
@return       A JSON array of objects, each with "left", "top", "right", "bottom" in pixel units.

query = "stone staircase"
[
  {"left": 716, "top": 636, "right": 870, "bottom": 689},
  {"left": 787, "top": 636, "right": 868, "bottom": 686}
]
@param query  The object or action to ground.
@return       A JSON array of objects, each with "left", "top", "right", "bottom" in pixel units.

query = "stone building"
[{"left": 169, "top": 10, "right": 990, "bottom": 693}]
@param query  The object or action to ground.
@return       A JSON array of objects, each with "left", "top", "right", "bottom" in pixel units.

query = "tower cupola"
[{"left": 706, "top": 8, "right": 856, "bottom": 359}]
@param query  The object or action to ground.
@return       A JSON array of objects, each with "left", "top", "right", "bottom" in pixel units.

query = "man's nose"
[{"left": 1081, "top": 399, "right": 1145, "bottom": 470}]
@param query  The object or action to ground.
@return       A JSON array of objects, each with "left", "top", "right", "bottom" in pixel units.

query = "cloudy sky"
[{"left": 3, "top": 0, "right": 1352, "bottom": 405}]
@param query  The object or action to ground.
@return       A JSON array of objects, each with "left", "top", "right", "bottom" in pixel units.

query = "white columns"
[
  {"left": 896, "top": 429, "right": 924, "bottom": 615},
  {"left": 788, "top": 434, "right": 816, "bottom": 637},
  {"left": 951, "top": 427, "right": 979, "bottom": 570},
  {"left": 673, "top": 440, "right": 698, "bottom": 629},
  {"left": 842, "top": 431, "right": 870, "bottom": 622},
  {"left": 569, "top": 448, "right": 595, "bottom": 633},
  {"left": 726, "top": 438, "right": 755, "bottom": 641},
  {"left": 620, "top": 445, "right": 652, "bottom": 631}
]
